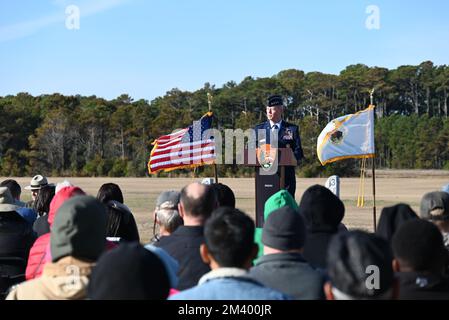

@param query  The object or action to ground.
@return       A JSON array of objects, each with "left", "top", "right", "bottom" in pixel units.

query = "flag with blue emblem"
[
  {"left": 148, "top": 112, "right": 216, "bottom": 173},
  {"left": 317, "top": 105, "right": 375, "bottom": 165}
]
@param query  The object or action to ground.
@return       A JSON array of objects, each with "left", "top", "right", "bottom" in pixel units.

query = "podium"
[{"left": 243, "top": 147, "right": 297, "bottom": 227}]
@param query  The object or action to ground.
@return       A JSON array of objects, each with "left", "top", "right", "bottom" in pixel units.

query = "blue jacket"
[
  {"left": 169, "top": 268, "right": 290, "bottom": 300},
  {"left": 254, "top": 120, "right": 303, "bottom": 163}
]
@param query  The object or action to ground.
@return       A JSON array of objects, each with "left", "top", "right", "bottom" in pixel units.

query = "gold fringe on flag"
[{"left": 357, "top": 158, "right": 367, "bottom": 207}]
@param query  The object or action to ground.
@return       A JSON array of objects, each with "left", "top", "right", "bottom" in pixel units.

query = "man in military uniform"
[{"left": 254, "top": 95, "right": 304, "bottom": 197}]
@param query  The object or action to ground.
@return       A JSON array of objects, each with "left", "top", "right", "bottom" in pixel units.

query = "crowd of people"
[{"left": 0, "top": 175, "right": 448, "bottom": 300}]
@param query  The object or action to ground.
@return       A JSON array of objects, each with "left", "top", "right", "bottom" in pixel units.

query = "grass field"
[{"left": 6, "top": 172, "right": 449, "bottom": 243}]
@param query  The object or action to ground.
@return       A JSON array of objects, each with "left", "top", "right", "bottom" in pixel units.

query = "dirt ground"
[{"left": 6, "top": 172, "right": 449, "bottom": 243}]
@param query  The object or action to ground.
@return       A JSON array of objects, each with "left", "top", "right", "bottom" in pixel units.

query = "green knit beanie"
[
  {"left": 51, "top": 195, "right": 107, "bottom": 262},
  {"left": 254, "top": 190, "right": 299, "bottom": 260},
  {"left": 263, "top": 189, "right": 299, "bottom": 219}
]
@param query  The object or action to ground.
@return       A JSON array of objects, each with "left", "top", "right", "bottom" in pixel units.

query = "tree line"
[{"left": 0, "top": 60, "right": 448, "bottom": 177}]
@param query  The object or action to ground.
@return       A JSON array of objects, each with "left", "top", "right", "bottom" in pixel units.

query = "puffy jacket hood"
[{"left": 48, "top": 186, "right": 85, "bottom": 226}]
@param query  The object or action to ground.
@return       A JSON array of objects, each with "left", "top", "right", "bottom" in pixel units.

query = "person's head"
[
  {"left": 266, "top": 94, "right": 284, "bottom": 123},
  {"left": 33, "top": 185, "right": 55, "bottom": 216},
  {"left": 420, "top": 191, "right": 449, "bottom": 233},
  {"left": 0, "top": 187, "right": 20, "bottom": 213},
  {"left": 211, "top": 183, "right": 236, "bottom": 208},
  {"left": 264, "top": 189, "right": 298, "bottom": 220},
  {"left": 298, "top": 184, "right": 345, "bottom": 233},
  {"left": 145, "top": 244, "right": 179, "bottom": 289},
  {"left": 253, "top": 190, "right": 300, "bottom": 259},
  {"left": 48, "top": 186, "right": 86, "bottom": 227},
  {"left": 50, "top": 195, "right": 107, "bottom": 262},
  {"left": 392, "top": 219, "right": 448, "bottom": 274},
  {"left": 325, "top": 230, "right": 397, "bottom": 300},
  {"left": 201, "top": 207, "right": 257, "bottom": 270},
  {"left": 97, "top": 183, "right": 124, "bottom": 204},
  {"left": 179, "top": 182, "right": 217, "bottom": 224},
  {"left": 97, "top": 183, "right": 129, "bottom": 239},
  {"left": 262, "top": 206, "right": 306, "bottom": 255},
  {"left": 376, "top": 203, "right": 418, "bottom": 243},
  {"left": 154, "top": 190, "right": 183, "bottom": 237},
  {"left": 0, "top": 179, "right": 21, "bottom": 200},
  {"left": 55, "top": 180, "right": 74, "bottom": 194},
  {"left": 88, "top": 242, "right": 170, "bottom": 300},
  {"left": 25, "top": 175, "right": 53, "bottom": 201}
]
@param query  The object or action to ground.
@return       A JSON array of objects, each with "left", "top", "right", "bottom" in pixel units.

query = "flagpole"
[
  {"left": 213, "top": 164, "right": 219, "bottom": 184},
  {"left": 208, "top": 93, "right": 219, "bottom": 184},
  {"left": 372, "top": 157, "right": 377, "bottom": 232},
  {"left": 370, "top": 88, "right": 377, "bottom": 232}
]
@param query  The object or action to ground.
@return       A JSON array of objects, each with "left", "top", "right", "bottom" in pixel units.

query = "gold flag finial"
[{"left": 207, "top": 92, "right": 213, "bottom": 111}]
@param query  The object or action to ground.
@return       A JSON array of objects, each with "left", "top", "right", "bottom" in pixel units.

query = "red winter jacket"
[{"left": 25, "top": 186, "right": 85, "bottom": 280}]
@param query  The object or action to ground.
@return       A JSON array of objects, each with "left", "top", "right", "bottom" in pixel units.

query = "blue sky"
[{"left": 0, "top": 0, "right": 448, "bottom": 101}]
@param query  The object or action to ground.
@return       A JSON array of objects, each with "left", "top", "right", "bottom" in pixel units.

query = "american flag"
[{"left": 148, "top": 112, "right": 216, "bottom": 173}]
